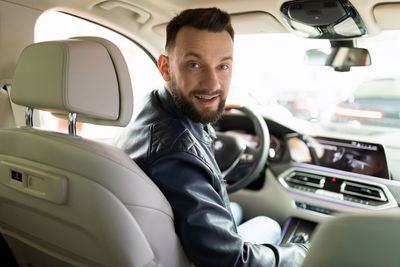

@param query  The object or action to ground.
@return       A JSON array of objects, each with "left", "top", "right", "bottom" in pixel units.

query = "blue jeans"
[{"left": 230, "top": 202, "right": 282, "bottom": 245}]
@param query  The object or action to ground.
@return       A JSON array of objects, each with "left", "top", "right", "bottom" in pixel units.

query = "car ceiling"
[{"left": 3, "top": 0, "right": 400, "bottom": 60}]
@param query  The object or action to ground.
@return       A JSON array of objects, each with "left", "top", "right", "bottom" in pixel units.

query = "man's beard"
[{"left": 170, "top": 78, "right": 226, "bottom": 124}]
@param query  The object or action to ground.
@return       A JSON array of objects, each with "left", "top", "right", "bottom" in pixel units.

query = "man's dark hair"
[{"left": 165, "top": 7, "right": 234, "bottom": 52}]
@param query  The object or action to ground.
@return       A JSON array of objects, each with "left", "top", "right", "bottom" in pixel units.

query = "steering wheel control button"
[
  {"left": 214, "top": 140, "right": 223, "bottom": 151},
  {"left": 240, "top": 153, "right": 254, "bottom": 163},
  {"left": 269, "top": 148, "right": 276, "bottom": 159}
]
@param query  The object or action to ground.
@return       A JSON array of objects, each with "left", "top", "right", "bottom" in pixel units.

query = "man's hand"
[{"left": 223, "top": 104, "right": 243, "bottom": 114}]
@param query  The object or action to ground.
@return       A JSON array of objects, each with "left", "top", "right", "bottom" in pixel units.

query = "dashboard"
[
  {"left": 286, "top": 134, "right": 390, "bottom": 179},
  {"left": 224, "top": 124, "right": 390, "bottom": 180},
  {"left": 214, "top": 112, "right": 400, "bottom": 215},
  {"left": 215, "top": 112, "right": 400, "bottom": 246}
]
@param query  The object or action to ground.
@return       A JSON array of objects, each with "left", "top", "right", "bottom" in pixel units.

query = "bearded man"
[{"left": 117, "top": 7, "right": 308, "bottom": 267}]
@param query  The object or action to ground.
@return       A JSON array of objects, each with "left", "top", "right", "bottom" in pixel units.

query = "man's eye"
[
  {"left": 189, "top": 62, "right": 200, "bottom": 68},
  {"left": 219, "top": 64, "right": 229, "bottom": 70}
]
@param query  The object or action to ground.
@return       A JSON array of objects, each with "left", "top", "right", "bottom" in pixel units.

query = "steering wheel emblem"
[{"left": 214, "top": 140, "right": 224, "bottom": 151}]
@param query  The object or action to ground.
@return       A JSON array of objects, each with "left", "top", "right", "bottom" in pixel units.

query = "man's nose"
[{"left": 201, "top": 68, "right": 221, "bottom": 91}]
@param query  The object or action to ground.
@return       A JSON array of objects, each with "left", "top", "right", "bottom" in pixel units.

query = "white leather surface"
[
  {"left": 3, "top": 36, "right": 188, "bottom": 266},
  {"left": 0, "top": 127, "right": 173, "bottom": 213},
  {"left": 11, "top": 37, "right": 133, "bottom": 127},
  {"left": 0, "top": 127, "right": 189, "bottom": 266},
  {"left": 11, "top": 40, "right": 119, "bottom": 119},
  {"left": 72, "top": 36, "right": 134, "bottom": 127},
  {"left": 303, "top": 211, "right": 400, "bottom": 267}
]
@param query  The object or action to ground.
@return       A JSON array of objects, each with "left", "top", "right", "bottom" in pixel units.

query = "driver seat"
[{"left": 0, "top": 37, "right": 189, "bottom": 266}]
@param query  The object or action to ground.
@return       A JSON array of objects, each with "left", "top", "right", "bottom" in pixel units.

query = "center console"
[
  {"left": 278, "top": 135, "right": 397, "bottom": 212},
  {"left": 273, "top": 135, "right": 398, "bottom": 242},
  {"left": 279, "top": 166, "right": 396, "bottom": 210},
  {"left": 279, "top": 218, "right": 316, "bottom": 244}
]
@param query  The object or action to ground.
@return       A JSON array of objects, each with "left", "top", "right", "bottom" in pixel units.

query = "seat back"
[
  {"left": 302, "top": 211, "right": 400, "bottom": 267},
  {"left": 0, "top": 37, "right": 189, "bottom": 267}
]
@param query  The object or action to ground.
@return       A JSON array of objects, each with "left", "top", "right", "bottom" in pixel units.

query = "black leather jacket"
[{"left": 117, "top": 88, "right": 308, "bottom": 267}]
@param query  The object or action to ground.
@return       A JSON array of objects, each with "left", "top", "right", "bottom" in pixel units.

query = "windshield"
[
  {"left": 34, "top": 11, "right": 400, "bottom": 147},
  {"left": 230, "top": 31, "right": 400, "bottom": 144}
]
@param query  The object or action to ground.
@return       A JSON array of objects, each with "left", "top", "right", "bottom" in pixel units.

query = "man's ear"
[{"left": 158, "top": 55, "right": 171, "bottom": 82}]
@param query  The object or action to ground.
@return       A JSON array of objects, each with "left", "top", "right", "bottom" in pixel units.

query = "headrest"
[{"left": 11, "top": 37, "right": 133, "bottom": 127}]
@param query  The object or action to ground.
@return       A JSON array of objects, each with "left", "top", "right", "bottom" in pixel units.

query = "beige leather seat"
[
  {"left": 302, "top": 211, "right": 400, "bottom": 267},
  {"left": 0, "top": 37, "right": 189, "bottom": 266}
]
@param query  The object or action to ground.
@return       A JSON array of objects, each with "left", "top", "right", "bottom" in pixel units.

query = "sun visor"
[
  {"left": 152, "top": 11, "right": 287, "bottom": 36},
  {"left": 374, "top": 4, "right": 400, "bottom": 30},
  {"left": 231, "top": 12, "right": 287, "bottom": 34}
]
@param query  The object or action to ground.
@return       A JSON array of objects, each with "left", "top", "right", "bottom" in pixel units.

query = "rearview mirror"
[{"left": 304, "top": 47, "right": 371, "bottom": 72}]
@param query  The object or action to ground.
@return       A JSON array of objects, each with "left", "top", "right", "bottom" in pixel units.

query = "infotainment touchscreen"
[{"left": 287, "top": 135, "right": 390, "bottom": 179}]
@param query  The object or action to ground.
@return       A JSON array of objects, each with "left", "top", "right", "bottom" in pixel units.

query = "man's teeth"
[{"left": 196, "top": 95, "right": 216, "bottom": 100}]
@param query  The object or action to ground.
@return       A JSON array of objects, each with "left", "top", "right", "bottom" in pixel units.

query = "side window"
[{"left": 34, "top": 11, "right": 164, "bottom": 142}]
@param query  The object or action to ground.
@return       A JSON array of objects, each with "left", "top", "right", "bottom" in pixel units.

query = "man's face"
[{"left": 159, "top": 26, "right": 233, "bottom": 123}]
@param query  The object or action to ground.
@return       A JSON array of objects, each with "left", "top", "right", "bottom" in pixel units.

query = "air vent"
[
  {"left": 287, "top": 172, "right": 325, "bottom": 188},
  {"left": 341, "top": 181, "right": 387, "bottom": 202}
]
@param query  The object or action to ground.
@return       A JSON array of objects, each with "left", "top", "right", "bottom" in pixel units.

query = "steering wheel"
[{"left": 214, "top": 106, "right": 270, "bottom": 193}]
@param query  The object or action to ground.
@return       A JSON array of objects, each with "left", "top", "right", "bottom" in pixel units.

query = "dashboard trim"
[
  {"left": 340, "top": 180, "right": 387, "bottom": 202},
  {"left": 292, "top": 200, "right": 334, "bottom": 218},
  {"left": 294, "top": 162, "right": 399, "bottom": 185},
  {"left": 278, "top": 166, "right": 398, "bottom": 210}
]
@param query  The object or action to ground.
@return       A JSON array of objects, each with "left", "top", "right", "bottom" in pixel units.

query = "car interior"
[{"left": 1, "top": 0, "right": 400, "bottom": 266}]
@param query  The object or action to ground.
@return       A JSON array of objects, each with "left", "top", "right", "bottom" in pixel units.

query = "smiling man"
[
  {"left": 160, "top": 25, "right": 233, "bottom": 124},
  {"left": 118, "top": 7, "right": 308, "bottom": 266}
]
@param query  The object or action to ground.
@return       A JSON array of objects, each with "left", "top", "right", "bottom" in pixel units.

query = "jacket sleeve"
[{"left": 149, "top": 151, "right": 308, "bottom": 267}]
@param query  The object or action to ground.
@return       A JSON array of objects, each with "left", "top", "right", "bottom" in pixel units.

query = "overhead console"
[
  {"left": 280, "top": 0, "right": 367, "bottom": 39},
  {"left": 278, "top": 135, "right": 397, "bottom": 210}
]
